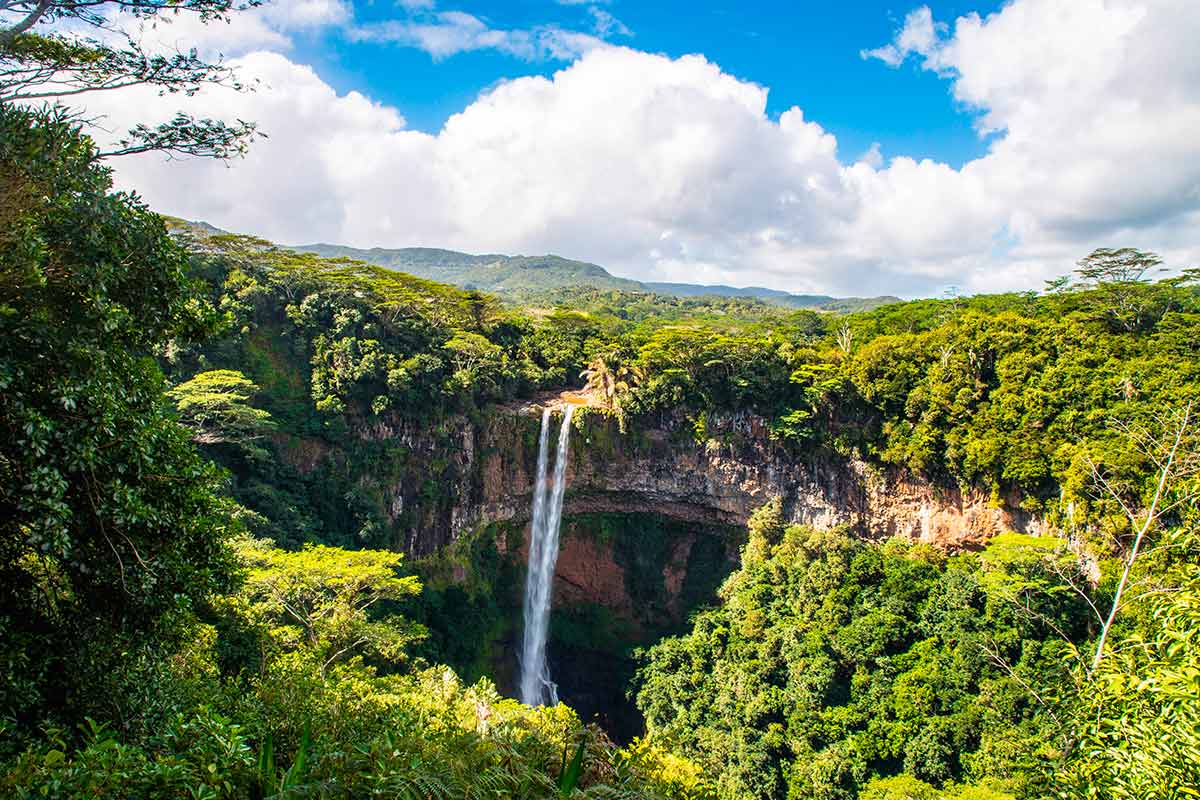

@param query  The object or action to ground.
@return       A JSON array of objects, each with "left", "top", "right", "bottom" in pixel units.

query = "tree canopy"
[
  {"left": 0, "top": 0, "right": 261, "bottom": 158},
  {"left": 0, "top": 101, "right": 234, "bottom": 728}
]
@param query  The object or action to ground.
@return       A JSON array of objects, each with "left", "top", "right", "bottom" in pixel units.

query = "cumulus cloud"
[
  {"left": 860, "top": 6, "right": 945, "bottom": 68},
  {"left": 80, "top": 0, "right": 1200, "bottom": 296}
]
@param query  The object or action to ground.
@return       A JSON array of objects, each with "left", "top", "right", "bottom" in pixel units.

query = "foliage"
[
  {"left": 167, "top": 216, "right": 1199, "bottom": 557},
  {"left": 623, "top": 738, "right": 717, "bottom": 800},
  {"left": 155, "top": 224, "right": 633, "bottom": 547},
  {"left": 616, "top": 269, "right": 1198, "bottom": 528},
  {"left": 0, "top": 0, "right": 261, "bottom": 158},
  {"left": 1068, "top": 247, "right": 1193, "bottom": 333},
  {"left": 582, "top": 351, "right": 640, "bottom": 409},
  {"left": 859, "top": 775, "right": 1015, "bottom": 800},
  {"left": 1058, "top": 501, "right": 1200, "bottom": 799},
  {"left": 167, "top": 369, "right": 274, "bottom": 446},
  {"left": 228, "top": 538, "right": 424, "bottom": 677},
  {"left": 2, "top": 538, "right": 694, "bottom": 798},
  {"left": 635, "top": 522, "right": 1090, "bottom": 800},
  {"left": 0, "top": 103, "right": 235, "bottom": 730}
]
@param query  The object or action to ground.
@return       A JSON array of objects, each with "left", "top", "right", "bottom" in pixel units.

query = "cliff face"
[
  {"left": 366, "top": 404, "right": 1045, "bottom": 737},
  {"left": 355, "top": 404, "right": 1044, "bottom": 558}
]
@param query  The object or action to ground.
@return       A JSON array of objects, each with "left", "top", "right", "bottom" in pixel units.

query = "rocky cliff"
[
  {"left": 354, "top": 401, "right": 1044, "bottom": 558},
  {"left": 365, "top": 401, "right": 1047, "bottom": 737}
]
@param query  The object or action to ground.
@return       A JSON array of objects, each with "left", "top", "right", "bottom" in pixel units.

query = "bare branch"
[
  {"left": 1091, "top": 401, "right": 1193, "bottom": 673},
  {"left": 981, "top": 638, "right": 1066, "bottom": 730}
]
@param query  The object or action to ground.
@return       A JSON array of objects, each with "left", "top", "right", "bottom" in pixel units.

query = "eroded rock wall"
[{"left": 355, "top": 404, "right": 1043, "bottom": 557}]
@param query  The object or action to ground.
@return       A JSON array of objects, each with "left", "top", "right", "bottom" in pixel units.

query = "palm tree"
[{"left": 580, "top": 353, "right": 642, "bottom": 409}]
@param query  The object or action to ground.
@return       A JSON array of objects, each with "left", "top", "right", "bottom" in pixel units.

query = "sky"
[{"left": 57, "top": 0, "right": 1200, "bottom": 297}]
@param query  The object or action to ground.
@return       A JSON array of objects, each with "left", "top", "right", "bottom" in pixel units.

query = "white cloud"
[
  {"left": 588, "top": 8, "right": 631, "bottom": 38},
  {"left": 86, "top": 0, "right": 350, "bottom": 60},
  {"left": 262, "top": 0, "right": 352, "bottom": 30},
  {"left": 82, "top": 0, "right": 1200, "bottom": 297},
  {"left": 348, "top": 10, "right": 609, "bottom": 61},
  {"left": 860, "top": 6, "right": 945, "bottom": 67}
]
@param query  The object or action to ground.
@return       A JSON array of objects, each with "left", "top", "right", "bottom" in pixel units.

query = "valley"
[{"left": 3, "top": 5, "right": 1199, "bottom": 793}]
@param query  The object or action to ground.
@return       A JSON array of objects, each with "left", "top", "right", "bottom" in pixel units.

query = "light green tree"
[
  {"left": 231, "top": 539, "right": 424, "bottom": 678},
  {"left": 167, "top": 369, "right": 274, "bottom": 446}
]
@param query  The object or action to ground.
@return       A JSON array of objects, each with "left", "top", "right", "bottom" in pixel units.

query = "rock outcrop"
[{"left": 356, "top": 403, "right": 1044, "bottom": 557}]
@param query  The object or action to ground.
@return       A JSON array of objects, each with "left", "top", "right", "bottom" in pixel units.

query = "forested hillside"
[
  {"left": 0, "top": 104, "right": 699, "bottom": 799},
  {"left": 295, "top": 241, "right": 646, "bottom": 295},
  {"left": 143, "top": 202, "right": 1200, "bottom": 799},
  {"left": 3, "top": 10, "right": 1200, "bottom": 797},
  {"left": 157, "top": 219, "right": 1200, "bottom": 557},
  {"left": 292, "top": 238, "right": 895, "bottom": 311}
]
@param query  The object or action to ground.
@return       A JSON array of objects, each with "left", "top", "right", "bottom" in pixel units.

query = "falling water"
[{"left": 519, "top": 405, "right": 574, "bottom": 706}]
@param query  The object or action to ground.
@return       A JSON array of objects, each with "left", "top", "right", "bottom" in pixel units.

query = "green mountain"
[
  {"left": 173, "top": 223, "right": 897, "bottom": 310},
  {"left": 294, "top": 242, "right": 645, "bottom": 294},
  {"left": 645, "top": 281, "right": 900, "bottom": 311},
  {"left": 644, "top": 281, "right": 798, "bottom": 299},
  {"left": 293, "top": 242, "right": 900, "bottom": 311}
]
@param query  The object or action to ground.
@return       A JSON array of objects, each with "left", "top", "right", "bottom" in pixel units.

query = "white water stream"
[{"left": 519, "top": 405, "right": 574, "bottom": 706}]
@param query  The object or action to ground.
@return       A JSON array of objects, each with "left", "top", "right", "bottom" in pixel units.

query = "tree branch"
[
  {"left": 0, "top": 0, "right": 51, "bottom": 48},
  {"left": 1090, "top": 402, "right": 1191, "bottom": 673}
]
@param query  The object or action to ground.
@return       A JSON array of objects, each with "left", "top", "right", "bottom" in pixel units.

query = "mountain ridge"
[
  {"left": 170, "top": 220, "right": 898, "bottom": 311},
  {"left": 292, "top": 241, "right": 900, "bottom": 311}
]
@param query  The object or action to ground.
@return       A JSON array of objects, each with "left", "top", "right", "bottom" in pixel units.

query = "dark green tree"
[{"left": 0, "top": 103, "right": 236, "bottom": 729}]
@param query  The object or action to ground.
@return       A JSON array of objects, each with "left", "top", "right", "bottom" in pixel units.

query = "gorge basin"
[
  {"left": 541, "top": 510, "right": 741, "bottom": 741},
  {"left": 509, "top": 404, "right": 744, "bottom": 738},
  {"left": 411, "top": 403, "right": 1035, "bottom": 742}
]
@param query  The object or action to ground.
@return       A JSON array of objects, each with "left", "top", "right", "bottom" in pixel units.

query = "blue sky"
[
  {"left": 288, "top": 1, "right": 1005, "bottom": 168},
  {"left": 94, "top": 0, "right": 1200, "bottom": 296}
]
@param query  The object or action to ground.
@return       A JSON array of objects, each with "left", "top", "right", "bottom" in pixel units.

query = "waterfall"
[{"left": 519, "top": 405, "right": 574, "bottom": 706}]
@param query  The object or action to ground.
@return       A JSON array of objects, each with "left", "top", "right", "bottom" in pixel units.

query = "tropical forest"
[{"left": 2, "top": 1, "right": 1199, "bottom": 799}]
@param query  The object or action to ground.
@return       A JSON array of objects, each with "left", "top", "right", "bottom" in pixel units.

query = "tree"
[
  {"left": 741, "top": 497, "right": 785, "bottom": 563},
  {"left": 443, "top": 331, "right": 506, "bottom": 398},
  {"left": 0, "top": 0, "right": 262, "bottom": 159},
  {"left": 581, "top": 351, "right": 641, "bottom": 410},
  {"left": 1059, "top": 498, "right": 1200, "bottom": 798},
  {"left": 835, "top": 321, "right": 854, "bottom": 355},
  {"left": 0, "top": 103, "right": 235, "bottom": 727},
  {"left": 1073, "top": 248, "right": 1168, "bottom": 333},
  {"left": 167, "top": 369, "right": 274, "bottom": 446},
  {"left": 231, "top": 539, "right": 424, "bottom": 677}
]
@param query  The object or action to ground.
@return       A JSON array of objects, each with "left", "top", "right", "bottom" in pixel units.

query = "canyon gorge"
[{"left": 291, "top": 397, "right": 1049, "bottom": 738}]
